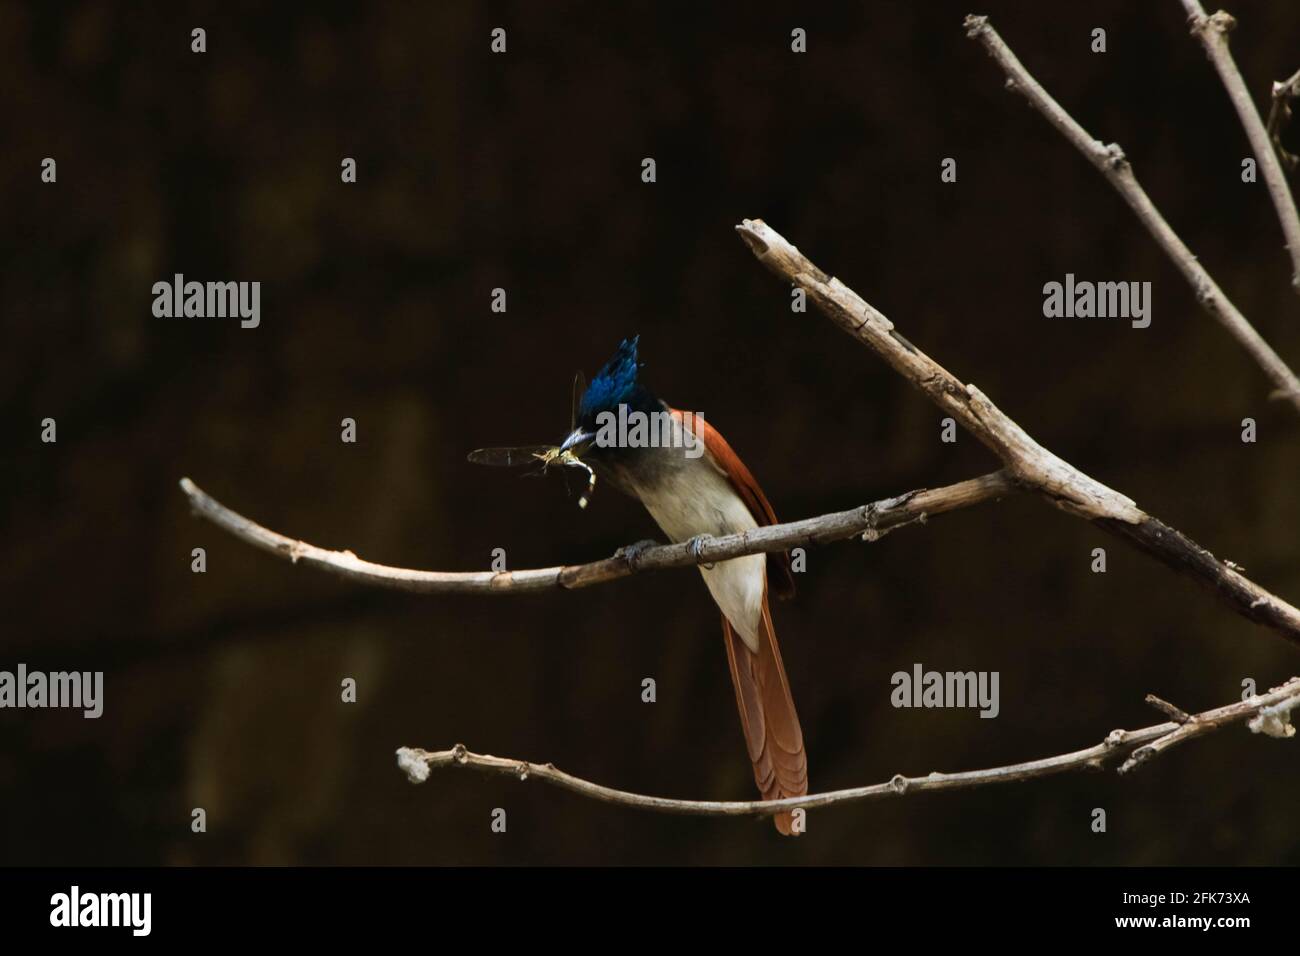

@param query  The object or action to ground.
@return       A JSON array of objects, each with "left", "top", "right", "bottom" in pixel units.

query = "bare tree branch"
[
  {"left": 1179, "top": 1, "right": 1300, "bottom": 293},
  {"left": 396, "top": 678, "right": 1300, "bottom": 818},
  {"left": 964, "top": 15, "right": 1300, "bottom": 410},
  {"left": 179, "top": 472, "right": 1015, "bottom": 594},
  {"left": 734, "top": 217, "right": 1300, "bottom": 647}
]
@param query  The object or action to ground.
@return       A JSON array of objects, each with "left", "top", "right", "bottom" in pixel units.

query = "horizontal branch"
[
  {"left": 964, "top": 14, "right": 1300, "bottom": 409},
  {"left": 396, "top": 678, "right": 1300, "bottom": 818},
  {"left": 734, "top": 218, "right": 1300, "bottom": 648},
  {"left": 179, "top": 471, "right": 1015, "bottom": 595},
  {"left": 1179, "top": 0, "right": 1300, "bottom": 293}
]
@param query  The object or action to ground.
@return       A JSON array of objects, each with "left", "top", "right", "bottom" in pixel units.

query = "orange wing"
[
  {"left": 669, "top": 408, "right": 795, "bottom": 599},
  {"left": 671, "top": 407, "right": 808, "bottom": 835}
]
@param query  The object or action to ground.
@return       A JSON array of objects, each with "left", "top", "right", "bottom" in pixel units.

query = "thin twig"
[
  {"left": 1144, "top": 693, "right": 1191, "bottom": 724},
  {"left": 734, "top": 217, "right": 1300, "bottom": 647},
  {"left": 964, "top": 15, "right": 1300, "bottom": 410},
  {"left": 396, "top": 678, "right": 1300, "bottom": 818},
  {"left": 1266, "top": 66, "right": 1300, "bottom": 172},
  {"left": 179, "top": 472, "right": 1015, "bottom": 594},
  {"left": 1179, "top": 1, "right": 1300, "bottom": 292}
]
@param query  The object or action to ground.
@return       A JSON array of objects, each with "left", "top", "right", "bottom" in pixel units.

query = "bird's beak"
[{"left": 559, "top": 429, "right": 594, "bottom": 456}]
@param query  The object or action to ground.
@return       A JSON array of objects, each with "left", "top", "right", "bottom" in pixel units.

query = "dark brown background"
[{"left": 2, "top": 0, "right": 1298, "bottom": 865}]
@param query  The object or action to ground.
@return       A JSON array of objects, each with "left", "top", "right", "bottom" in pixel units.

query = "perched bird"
[{"left": 559, "top": 336, "right": 807, "bottom": 834}]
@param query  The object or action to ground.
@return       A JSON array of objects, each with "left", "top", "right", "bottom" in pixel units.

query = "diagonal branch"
[
  {"left": 734, "top": 217, "right": 1300, "bottom": 647},
  {"left": 1179, "top": 1, "right": 1300, "bottom": 293},
  {"left": 964, "top": 15, "right": 1300, "bottom": 410},
  {"left": 179, "top": 472, "right": 1015, "bottom": 594},
  {"left": 396, "top": 678, "right": 1300, "bottom": 819}
]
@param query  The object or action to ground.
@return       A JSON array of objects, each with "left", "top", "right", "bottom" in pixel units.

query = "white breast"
[{"left": 633, "top": 457, "right": 766, "bottom": 653}]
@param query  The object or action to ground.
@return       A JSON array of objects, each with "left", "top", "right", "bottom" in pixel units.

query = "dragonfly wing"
[{"left": 467, "top": 445, "right": 554, "bottom": 467}]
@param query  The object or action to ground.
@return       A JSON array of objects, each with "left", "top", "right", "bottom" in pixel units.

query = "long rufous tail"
[{"left": 721, "top": 591, "right": 808, "bottom": 835}]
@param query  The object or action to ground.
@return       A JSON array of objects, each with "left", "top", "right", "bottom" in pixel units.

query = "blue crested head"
[{"left": 576, "top": 336, "right": 660, "bottom": 429}]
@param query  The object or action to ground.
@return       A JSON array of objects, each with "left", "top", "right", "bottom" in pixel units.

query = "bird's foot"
[
  {"left": 616, "top": 538, "right": 661, "bottom": 567},
  {"left": 687, "top": 534, "right": 716, "bottom": 570}
]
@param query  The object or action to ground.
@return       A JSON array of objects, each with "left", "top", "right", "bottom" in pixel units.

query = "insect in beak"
[
  {"left": 536, "top": 445, "right": 597, "bottom": 509},
  {"left": 466, "top": 370, "right": 597, "bottom": 508}
]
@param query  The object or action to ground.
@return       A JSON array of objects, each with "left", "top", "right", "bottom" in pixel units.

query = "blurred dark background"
[{"left": 2, "top": 0, "right": 1299, "bottom": 865}]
